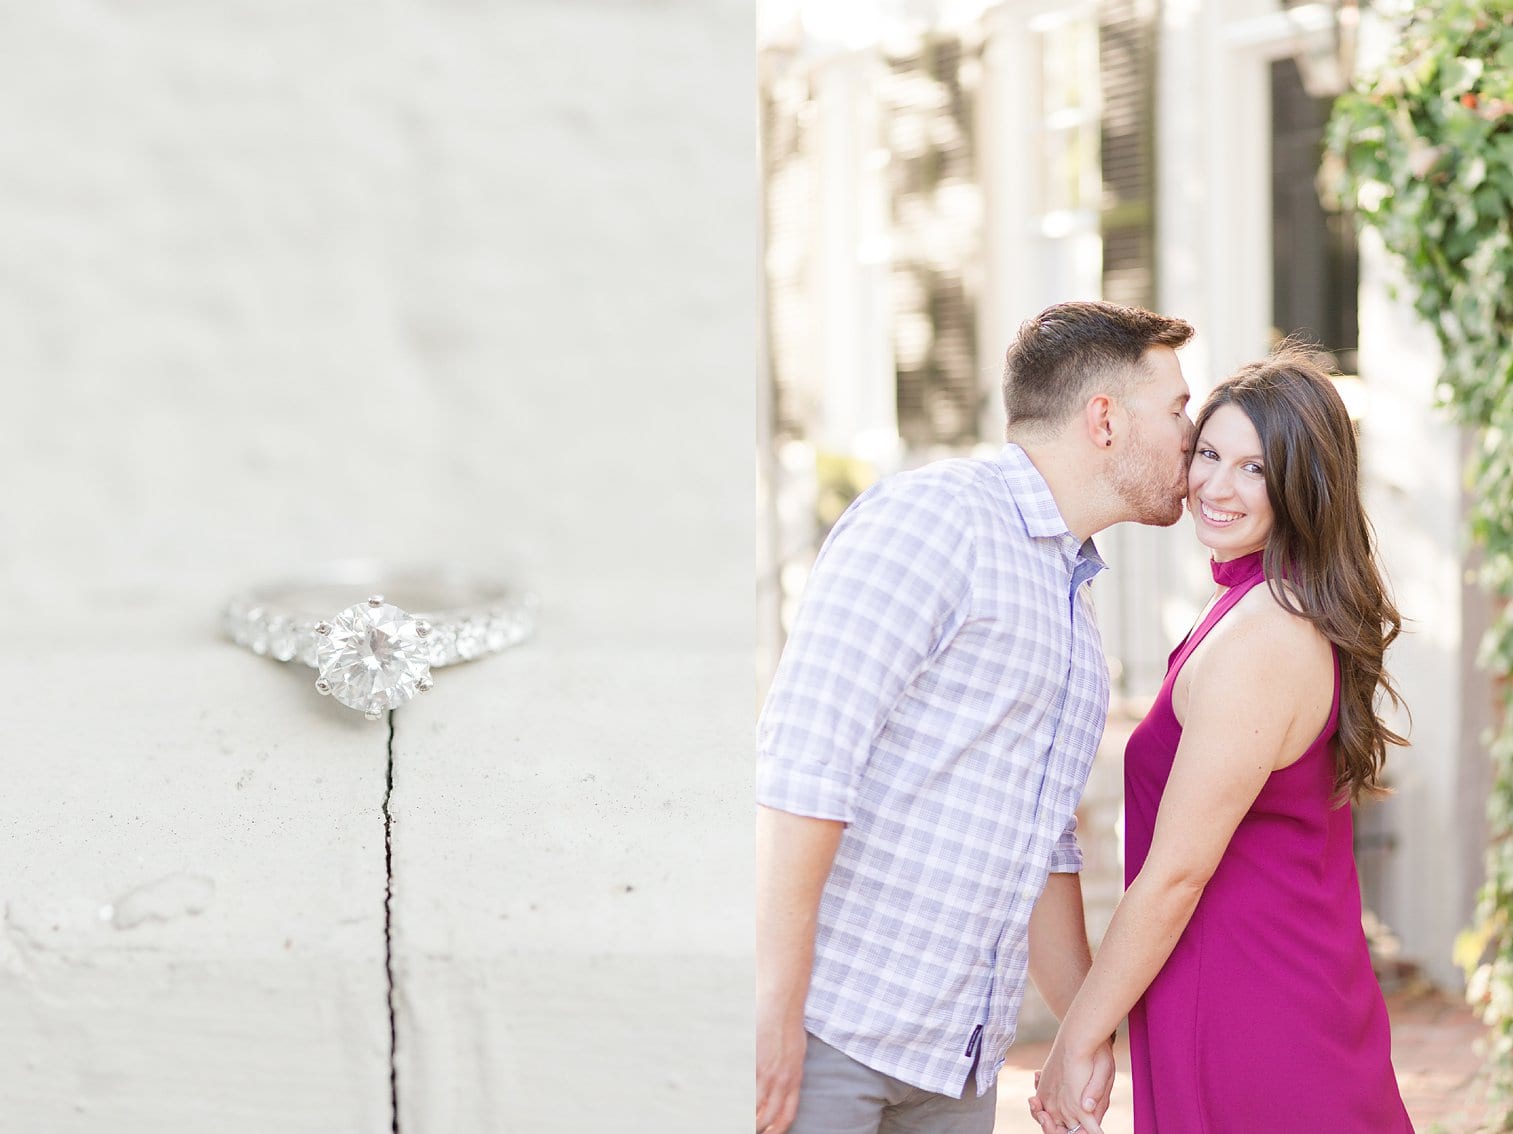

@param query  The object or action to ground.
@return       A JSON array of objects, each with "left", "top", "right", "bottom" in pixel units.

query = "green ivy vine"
[{"left": 1327, "top": 1, "right": 1513, "bottom": 1120}]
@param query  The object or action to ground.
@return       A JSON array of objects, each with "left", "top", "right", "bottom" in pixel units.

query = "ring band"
[{"left": 224, "top": 561, "right": 536, "bottom": 719}]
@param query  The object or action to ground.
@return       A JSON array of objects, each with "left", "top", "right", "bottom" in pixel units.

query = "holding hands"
[{"left": 1028, "top": 1033, "right": 1115, "bottom": 1134}]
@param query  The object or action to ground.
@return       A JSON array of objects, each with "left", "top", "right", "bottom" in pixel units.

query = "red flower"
[{"left": 1461, "top": 93, "right": 1480, "bottom": 109}]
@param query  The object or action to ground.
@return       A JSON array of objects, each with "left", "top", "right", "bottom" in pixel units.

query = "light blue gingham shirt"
[{"left": 757, "top": 444, "right": 1110, "bottom": 1099}]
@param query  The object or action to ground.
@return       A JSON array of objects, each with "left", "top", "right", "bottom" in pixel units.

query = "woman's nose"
[{"left": 1204, "top": 465, "right": 1235, "bottom": 499}]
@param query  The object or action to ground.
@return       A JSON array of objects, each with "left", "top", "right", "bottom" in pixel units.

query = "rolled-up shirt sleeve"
[
  {"left": 756, "top": 480, "right": 975, "bottom": 822},
  {"left": 1049, "top": 814, "right": 1083, "bottom": 874}
]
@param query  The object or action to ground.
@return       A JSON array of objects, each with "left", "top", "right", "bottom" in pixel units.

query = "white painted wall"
[
  {"left": 0, "top": 3, "right": 752, "bottom": 1130},
  {"left": 1158, "top": 0, "right": 1290, "bottom": 385}
]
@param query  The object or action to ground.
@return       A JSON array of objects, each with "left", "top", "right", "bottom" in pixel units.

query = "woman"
[{"left": 1032, "top": 347, "right": 1413, "bottom": 1133}]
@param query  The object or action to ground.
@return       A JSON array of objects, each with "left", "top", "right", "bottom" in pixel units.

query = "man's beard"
[{"left": 1111, "top": 430, "right": 1185, "bottom": 527}]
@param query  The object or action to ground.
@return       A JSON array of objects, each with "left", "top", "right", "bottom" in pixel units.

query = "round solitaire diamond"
[{"left": 314, "top": 601, "right": 432, "bottom": 717}]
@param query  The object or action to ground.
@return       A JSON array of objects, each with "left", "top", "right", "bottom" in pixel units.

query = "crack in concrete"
[{"left": 385, "top": 714, "right": 400, "bottom": 1134}]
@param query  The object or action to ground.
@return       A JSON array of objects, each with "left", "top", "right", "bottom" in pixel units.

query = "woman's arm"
[{"left": 1031, "top": 599, "right": 1330, "bottom": 1134}]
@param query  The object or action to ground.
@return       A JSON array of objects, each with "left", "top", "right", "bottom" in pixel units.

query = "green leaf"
[{"left": 1441, "top": 55, "right": 1486, "bottom": 98}]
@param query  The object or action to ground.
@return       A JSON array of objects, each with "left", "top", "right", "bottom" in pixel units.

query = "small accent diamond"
[
  {"left": 427, "top": 622, "right": 460, "bottom": 666},
  {"left": 455, "top": 618, "right": 487, "bottom": 661},
  {"left": 246, "top": 609, "right": 270, "bottom": 656},
  {"left": 296, "top": 623, "right": 320, "bottom": 668},
  {"left": 267, "top": 617, "right": 298, "bottom": 663}
]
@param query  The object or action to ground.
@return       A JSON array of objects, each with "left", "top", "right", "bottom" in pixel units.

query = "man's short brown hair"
[{"left": 1002, "top": 300, "right": 1195, "bottom": 431}]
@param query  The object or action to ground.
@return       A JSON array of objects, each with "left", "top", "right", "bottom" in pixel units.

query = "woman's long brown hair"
[{"left": 1195, "top": 344, "right": 1407, "bottom": 802}]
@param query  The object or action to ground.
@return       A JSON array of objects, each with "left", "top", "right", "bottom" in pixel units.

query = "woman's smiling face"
[{"left": 1187, "top": 403, "right": 1274, "bottom": 562}]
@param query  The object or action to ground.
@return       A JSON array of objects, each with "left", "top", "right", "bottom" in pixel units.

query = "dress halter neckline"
[{"left": 1210, "top": 549, "right": 1265, "bottom": 587}]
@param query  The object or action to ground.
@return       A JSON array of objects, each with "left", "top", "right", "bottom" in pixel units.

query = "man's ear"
[{"left": 1084, "top": 394, "right": 1116, "bottom": 449}]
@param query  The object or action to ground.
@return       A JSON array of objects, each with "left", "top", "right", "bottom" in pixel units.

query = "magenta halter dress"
[{"left": 1123, "top": 550, "right": 1412, "bottom": 1132}]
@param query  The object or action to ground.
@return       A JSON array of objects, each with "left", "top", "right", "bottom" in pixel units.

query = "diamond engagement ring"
[{"left": 223, "top": 562, "right": 536, "bottom": 719}]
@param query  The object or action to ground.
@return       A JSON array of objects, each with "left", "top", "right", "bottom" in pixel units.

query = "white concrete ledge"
[
  {"left": 392, "top": 645, "right": 751, "bottom": 1131},
  {"left": 0, "top": 650, "right": 391, "bottom": 1131}
]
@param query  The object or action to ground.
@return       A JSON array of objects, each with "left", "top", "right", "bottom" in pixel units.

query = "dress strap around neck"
[
  {"left": 1210, "top": 549, "right": 1265, "bottom": 587},
  {"left": 1172, "top": 558, "right": 1270, "bottom": 674}
]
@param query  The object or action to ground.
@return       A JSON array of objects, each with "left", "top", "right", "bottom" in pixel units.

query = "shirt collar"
[{"left": 994, "top": 444, "right": 1105, "bottom": 572}]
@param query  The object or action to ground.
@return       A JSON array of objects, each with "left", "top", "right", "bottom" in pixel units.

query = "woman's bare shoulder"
[{"left": 1213, "top": 579, "right": 1331, "bottom": 667}]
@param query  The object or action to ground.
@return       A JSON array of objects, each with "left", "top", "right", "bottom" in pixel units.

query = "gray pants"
[{"left": 789, "top": 1033, "right": 998, "bottom": 1134}]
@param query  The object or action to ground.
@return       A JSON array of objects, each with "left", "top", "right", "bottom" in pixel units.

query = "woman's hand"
[{"left": 1029, "top": 1030, "right": 1114, "bottom": 1134}]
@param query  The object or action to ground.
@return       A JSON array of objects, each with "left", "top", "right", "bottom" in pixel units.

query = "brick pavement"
[{"left": 992, "top": 984, "right": 1491, "bottom": 1132}]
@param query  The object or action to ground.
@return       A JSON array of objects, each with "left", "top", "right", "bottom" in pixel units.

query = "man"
[{"left": 756, "top": 301, "right": 1196, "bottom": 1134}]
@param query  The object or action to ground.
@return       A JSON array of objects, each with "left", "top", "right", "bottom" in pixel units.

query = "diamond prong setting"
[
  {"left": 313, "top": 600, "right": 432, "bottom": 719},
  {"left": 315, "top": 678, "right": 332, "bottom": 695},
  {"left": 418, "top": 674, "right": 435, "bottom": 694}
]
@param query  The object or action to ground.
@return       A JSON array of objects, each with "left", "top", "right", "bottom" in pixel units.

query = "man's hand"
[
  {"left": 1087, "top": 1040, "right": 1116, "bottom": 1119},
  {"left": 755, "top": 1007, "right": 807, "bottom": 1134},
  {"left": 755, "top": 807, "right": 844, "bottom": 1134}
]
